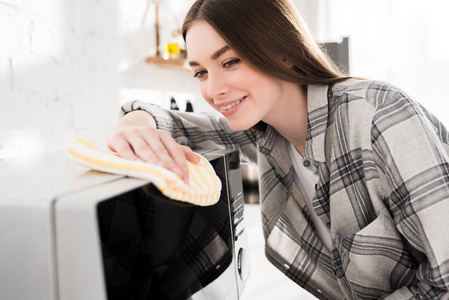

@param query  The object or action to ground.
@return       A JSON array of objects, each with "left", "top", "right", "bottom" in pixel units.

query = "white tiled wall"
[{"left": 0, "top": 0, "right": 203, "bottom": 158}]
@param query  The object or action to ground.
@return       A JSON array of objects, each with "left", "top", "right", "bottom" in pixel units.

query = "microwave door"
[{"left": 97, "top": 183, "right": 238, "bottom": 300}]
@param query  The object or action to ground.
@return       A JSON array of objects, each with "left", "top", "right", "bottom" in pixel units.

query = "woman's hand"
[{"left": 107, "top": 111, "right": 200, "bottom": 183}]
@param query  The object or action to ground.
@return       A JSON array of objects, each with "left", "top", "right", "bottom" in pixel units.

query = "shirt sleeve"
[
  {"left": 120, "top": 100, "right": 259, "bottom": 164},
  {"left": 371, "top": 91, "right": 449, "bottom": 299}
]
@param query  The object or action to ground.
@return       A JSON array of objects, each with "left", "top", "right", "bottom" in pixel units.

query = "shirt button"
[
  {"left": 303, "top": 159, "right": 311, "bottom": 167},
  {"left": 326, "top": 222, "right": 331, "bottom": 228}
]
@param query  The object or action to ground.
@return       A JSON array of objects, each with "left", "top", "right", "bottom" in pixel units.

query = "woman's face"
[{"left": 185, "top": 20, "right": 287, "bottom": 130}]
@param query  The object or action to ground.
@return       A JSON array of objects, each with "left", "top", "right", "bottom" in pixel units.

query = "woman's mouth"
[{"left": 219, "top": 96, "right": 246, "bottom": 112}]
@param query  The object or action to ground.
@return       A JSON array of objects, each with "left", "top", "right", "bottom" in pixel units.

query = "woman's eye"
[
  {"left": 223, "top": 59, "right": 241, "bottom": 68},
  {"left": 193, "top": 70, "right": 207, "bottom": 79}
]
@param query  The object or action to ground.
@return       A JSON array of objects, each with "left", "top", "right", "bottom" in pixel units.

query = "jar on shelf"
[{"left": 164, "top": 30, "right": 184, "bottom": 60}]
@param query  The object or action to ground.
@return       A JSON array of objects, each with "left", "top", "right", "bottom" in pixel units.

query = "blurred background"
[
  {"left": 1, "top": 0, "right": 448, "bottom": 299},
  {"left": 1, "top": 0, "right": 448, "bottom": 158}
]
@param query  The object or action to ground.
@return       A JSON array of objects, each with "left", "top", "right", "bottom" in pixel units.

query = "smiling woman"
[
  {"left": 185, "top": 20, "right": 306, "bottom": 132},
  {"left": 108, "top": 0, "right": 449, "bottom": 299}
]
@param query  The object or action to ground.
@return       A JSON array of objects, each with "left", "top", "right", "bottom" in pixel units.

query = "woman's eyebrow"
[
  {"left": 188, "top": 45, "right": 230, "bottom": 67},
  {"left": 210, "top": 45, "right": 230, "bottom": 60}
]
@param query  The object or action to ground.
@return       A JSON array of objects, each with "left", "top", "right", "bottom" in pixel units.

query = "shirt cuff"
[{"left": 121, "top": 100, "right": 174, "bottom": 132}]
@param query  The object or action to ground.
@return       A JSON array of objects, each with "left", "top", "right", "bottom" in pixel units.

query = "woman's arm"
[
  {"left": 372, "top": 94, "right": 449, "bottom": 299},
  {"left": 108, "top": 101, "right": 259, "bottom": 183}
]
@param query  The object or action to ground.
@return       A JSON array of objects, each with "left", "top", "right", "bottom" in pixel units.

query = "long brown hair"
[{"left": 182, "top": 0, "right": 350, "bottom": 86}]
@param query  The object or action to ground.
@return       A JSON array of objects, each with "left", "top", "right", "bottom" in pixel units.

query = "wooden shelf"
[{"left": 146, "top": 56, "right": 189, "bottom": 71}]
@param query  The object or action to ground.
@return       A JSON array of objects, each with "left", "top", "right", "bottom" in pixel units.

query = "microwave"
[{"left": 0, "top": 148, "right": 249, "bottom": 300}]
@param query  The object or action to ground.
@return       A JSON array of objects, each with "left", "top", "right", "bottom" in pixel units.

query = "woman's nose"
[{"left": 206, "top": 72, "right": 229, "bottom": 99}]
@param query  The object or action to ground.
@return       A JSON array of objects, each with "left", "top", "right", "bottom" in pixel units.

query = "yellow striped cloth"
[{"left": 67, "top": 137, "right": 222, "bottom": 206}]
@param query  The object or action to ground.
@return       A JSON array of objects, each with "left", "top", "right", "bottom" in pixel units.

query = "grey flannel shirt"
[{"left": 122, "top": 80, "right": 449, "bottom": 299}]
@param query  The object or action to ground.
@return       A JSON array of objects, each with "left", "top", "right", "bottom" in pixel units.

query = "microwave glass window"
[{"left": 97, "top": 181, "right": 233, "bottom": 300}]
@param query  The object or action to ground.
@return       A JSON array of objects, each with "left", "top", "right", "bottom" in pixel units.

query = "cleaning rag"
[{"left": 67, "top": 137, "right": 222, "bottom": 206}]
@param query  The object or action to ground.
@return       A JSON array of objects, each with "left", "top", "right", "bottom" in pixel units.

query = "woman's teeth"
[{"left": 220, "top": 97, "right": 244, "bottom": 111}]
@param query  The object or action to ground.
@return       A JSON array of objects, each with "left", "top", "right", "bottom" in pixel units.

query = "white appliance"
[{"left": 0, "top": 148, "right": 249, "bottom": 300}]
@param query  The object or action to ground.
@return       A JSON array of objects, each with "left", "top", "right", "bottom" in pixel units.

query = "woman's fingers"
[
  {"left": 107, "top": 129, "right": 143, "bottom": 162},
  {"left": 159, "top": 131, "right": 197, "bottom": 183},
  {"left": 143, "top": 130, "right": 184, "bottom": 178},
  {"left": 108, "top": 125, "right": 197, "bottom": 183},
  {"left": 183, "top": 145, "right": 201, "bottom": 164}
]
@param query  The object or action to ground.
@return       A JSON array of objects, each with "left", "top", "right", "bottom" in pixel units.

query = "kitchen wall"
[
  {"left": 0, "top": 0, "right": 201, "bottom": 158},
  {"left": 1, "top": 0, "right": 448, "bottom": 158},
  {"left": 315, "top": 0, "right": 449, "bottom": 126}
]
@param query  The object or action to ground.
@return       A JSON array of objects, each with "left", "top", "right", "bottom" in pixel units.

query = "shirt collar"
[{"left": 304, "top": 84, "right": 331, "bottom": 163}]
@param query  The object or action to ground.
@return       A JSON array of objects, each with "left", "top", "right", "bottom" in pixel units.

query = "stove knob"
[{"left": 237, "top": 247, "right": 250, "bottom": 281}]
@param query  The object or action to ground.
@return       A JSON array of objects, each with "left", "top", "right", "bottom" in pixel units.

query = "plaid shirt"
[{"left": 122, "top": 79, "right": 449, "bottom": 299}]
